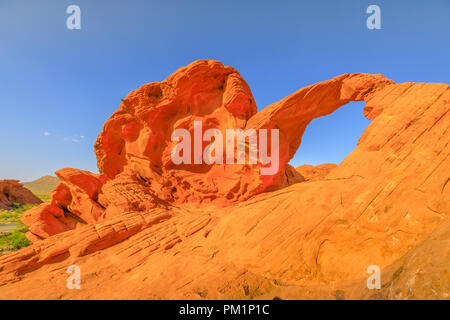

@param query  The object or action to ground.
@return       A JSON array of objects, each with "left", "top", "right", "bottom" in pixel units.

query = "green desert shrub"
[
  {"left": 0, "top": 203, "right": 38, "bottom": 221},
  {"left": 36, "top": 194, "right": 51, "bottom": 202},
  {"left": 0, "top": 204, "right": 37, "bottom": 252},
  {"left": 0, "top": 229, "right": 31, "bottom": 250}
]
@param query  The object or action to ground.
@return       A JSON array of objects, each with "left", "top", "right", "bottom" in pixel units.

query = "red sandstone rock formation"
[
  {"left": 20, "top": 61, "right": 394, "bottom": 241},
  {"left": 0, "top": 180, "right": 42, "bottom": 210},
  {"left": 0, "top": 60, "right": 448, "bottom": 300}
]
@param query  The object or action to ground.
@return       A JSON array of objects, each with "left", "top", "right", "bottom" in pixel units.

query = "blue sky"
[{"left": 1, "top": 0, "right": 449, "bottom": 181}]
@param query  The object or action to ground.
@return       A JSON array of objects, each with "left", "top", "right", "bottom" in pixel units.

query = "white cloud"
[
  {"left": 63, "top": 135, "right": 85, "bottom": 143},
  {"left": 43, "top": 132, "right": 50, "bottom": 136}
]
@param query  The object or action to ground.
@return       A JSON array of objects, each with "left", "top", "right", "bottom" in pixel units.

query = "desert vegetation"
[{"left": 0, "top": 203, "right": 36, "bottom": 253}]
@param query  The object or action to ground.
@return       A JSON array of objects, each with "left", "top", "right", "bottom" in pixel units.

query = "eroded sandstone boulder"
[{"left": 0, "top": 180, "right": 42, "bottom": 210}]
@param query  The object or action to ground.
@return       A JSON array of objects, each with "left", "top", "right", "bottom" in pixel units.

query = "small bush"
[
  {"left": 36, "top": 194, "right": 51, "bottom": 202},
  {"left": 0, "top": 204, "right": 36, "bottom": 252},
  {"left": 0, "top": 229, "right": 31, "bottom": 250},
  {"left": 0, "top": 203, "right": 38, "bottom": 222},
  {"left": 0, "top": 210, "right": 20, "bottom": 222}
]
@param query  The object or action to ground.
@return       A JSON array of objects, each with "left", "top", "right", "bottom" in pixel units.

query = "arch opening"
[{"left": 289, "top": 101, "right": 370, "bottom": 179}]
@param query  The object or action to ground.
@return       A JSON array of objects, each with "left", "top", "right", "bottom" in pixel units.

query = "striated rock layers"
[
  {"left": 0, "top": 60, "right": 448, "bottom": 300},
  {"left": 0, "top": 180, "right": 42, "bottom": 210}
]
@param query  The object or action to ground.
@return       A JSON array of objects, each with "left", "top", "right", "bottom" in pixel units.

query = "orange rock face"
[
  {"left": 296, "top": 163, "right": 337, "bottom": 181},
  {"left": 0, "top": 180, "right": 42, "bottom": 210},
  {"left": 0, "top": 60, "right": 448, "bottom": 300}
]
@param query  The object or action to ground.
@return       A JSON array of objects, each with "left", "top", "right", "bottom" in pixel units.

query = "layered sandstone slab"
[{"left": 0, "top": 60, "right": 448, "bottom": 299}]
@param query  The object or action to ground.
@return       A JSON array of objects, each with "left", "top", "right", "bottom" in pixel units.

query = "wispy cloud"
[
  {"left": 63, "top": 135, "right": 85, "bottom": 143},
  {"left": 43, "top": 132, "right": 50, "bottom": 136}
]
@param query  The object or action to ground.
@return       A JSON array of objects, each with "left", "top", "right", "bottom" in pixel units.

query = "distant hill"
[{"left": 23, "top": 176, "right": 59, "bottom": 195}]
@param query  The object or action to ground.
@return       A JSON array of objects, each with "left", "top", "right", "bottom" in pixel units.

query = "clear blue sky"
[{"left": 1, "top": 0, "right": 449, "bottom": 181}]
